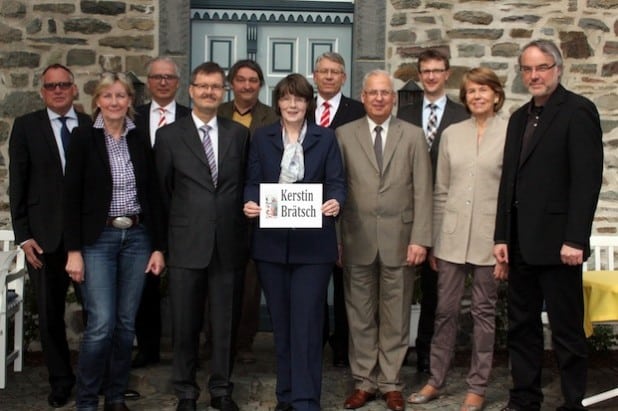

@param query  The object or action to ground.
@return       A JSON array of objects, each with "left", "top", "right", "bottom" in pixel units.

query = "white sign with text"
[{"left": 259, "top": 183, "right": 323, "bottom": 228}]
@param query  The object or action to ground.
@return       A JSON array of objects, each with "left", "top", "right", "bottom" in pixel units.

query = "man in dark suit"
[
  {"left": 9, "top": 63, "right": 91, "bottom": 408},
  {"left": 217, "top": 59, "right": 278, "bottom": 365},
  {"left": 396, "top": 49, "right": 468, "bottom": 374},
  {"left": 132, "top": 56, "right": 191, "bottom": 369},
  {"left": 309, "top": 51, "right": 365, "bottom": 368},
  {"left": 154, "top": 62, "right": 250, "bottom": 411},
  {"left": 494, "top": 39, "right": 603, "bottom": 411}
]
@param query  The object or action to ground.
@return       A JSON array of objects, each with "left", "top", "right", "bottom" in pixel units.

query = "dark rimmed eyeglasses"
[
  {"left": 518, "top": 63, "right": 557, "bottom": 74},
  {"left": 42, "top": 82, "right": 73, "bottom": 91},
  {"left": 148, "top": 74, "right": 179, "bottom": 82}
]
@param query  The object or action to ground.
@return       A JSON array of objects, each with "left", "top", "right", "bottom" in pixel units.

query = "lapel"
[
  {"left": 177, "top": 116, "right": 210, "bottom": 168},
  {"left": 330, "top": 97, "right": 349, "bottom": 129},
  {"left": 217, "top": 116, "right": 233, "bottom": 166},
  {"left": 382, "top": 117, "right": 403, "bottom": 174},
  {"left": 93, "top": 128, "right": 113, "bottom": 180},
  {"left": 302, "top": 123, "right": 321, "bottom": 153},
  {"left": 354, "top": 118, "right": 380, "bottom": 173},
  {"left": 38, "top": 111, "right": 64, "bottom": 173},
  {"left": 519, "top": 85, "right": 566, "bottom": 167}
]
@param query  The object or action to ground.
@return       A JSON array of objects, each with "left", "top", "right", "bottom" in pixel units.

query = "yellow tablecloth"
[{"left": 583, "top": 270, "right": 618, "bottom": 337}]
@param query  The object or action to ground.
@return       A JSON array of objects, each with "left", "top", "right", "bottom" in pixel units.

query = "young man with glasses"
[
  {"left": 397, "top": 49, "right": 468, "bottom": 375},
  {"left": 9, "top": 63, "right": 91, "bottom": 408},
  {"left": 132, "top": 56, "right": 191, "bottom": 370}
]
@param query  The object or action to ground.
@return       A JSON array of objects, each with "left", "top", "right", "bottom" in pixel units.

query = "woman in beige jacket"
[{"left": 408, "top": 67, "right": 508, "bottom": 411}]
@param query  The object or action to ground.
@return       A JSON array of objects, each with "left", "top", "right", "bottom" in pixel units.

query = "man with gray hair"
[
  {"left": 336, "top": 69, "right": 432, "bottom": 411},
  {"left": 494, "top": 39, "right": 603, "bottom": 411},
  {"left": 133, "top": 56, "right": 191, "bottom": 369},
  {"left": 310, "top": 51, "right": 365, "bottom": 368}
]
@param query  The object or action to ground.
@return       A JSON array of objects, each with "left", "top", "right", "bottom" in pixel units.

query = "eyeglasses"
[
  {"left": 191, "top": 83, "right": 226, "bottom": 92},
  {"left": 148, "top": 74, "right": 179, "bottom": 82},
  {"left": 42, "top": 82, "right": 73, "bottom": 91},
  {"left": 518, "top": 63, "right": 556, "bottom": 74},
  {"left": 363, "top": 89, "right": 394, "bottom": 98},
  {"left": 315, "top": 68, "right": 344, "bottom": 76},
  {"left": 419, "top": 68, "right": 447, "bottom": 76}
]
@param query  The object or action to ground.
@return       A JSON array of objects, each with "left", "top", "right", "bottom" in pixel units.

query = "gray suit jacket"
[
  {"left": 336, "top": 116, "right": 433, "bottom": 266},
  {"left": 154, "top": 115, "right": 250, "bottom": 269},
  {"left": 433, "top": 116, "right": 508, "bottom": 265}
]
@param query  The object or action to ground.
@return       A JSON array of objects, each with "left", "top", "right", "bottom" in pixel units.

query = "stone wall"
[{"left": 386, "top": 0, "right": 618, "bottom": 234}]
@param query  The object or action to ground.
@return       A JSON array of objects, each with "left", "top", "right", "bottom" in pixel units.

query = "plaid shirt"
[{"left": 93, "top": 114, "right": 142, "bottom": 217}]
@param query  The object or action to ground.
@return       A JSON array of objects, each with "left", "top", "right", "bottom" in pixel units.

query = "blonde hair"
[{"left": 91, "top": 72, "right": 136, "bottom": 120}]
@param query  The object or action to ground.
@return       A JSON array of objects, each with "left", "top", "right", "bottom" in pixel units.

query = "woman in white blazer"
[{"left": 408, "top": 67, "right": 509, "bottom": 411}]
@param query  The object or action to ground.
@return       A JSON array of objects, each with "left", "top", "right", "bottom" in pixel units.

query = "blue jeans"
[{"left": 76, "top": 225, "right": 151, "bottom": 410}]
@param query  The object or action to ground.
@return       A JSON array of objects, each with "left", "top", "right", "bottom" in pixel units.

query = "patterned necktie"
[
  {"left": 157, "top": 107, "right": 167, "bottom": 128},
  {"left": 199, "top": 125, "right": 217, "bottom": 187},
  {"left": 58, "top": 116, "right": 71, "bottom": 153},
  {"left": 320, "top": 101, "right": 331, "bottom": 127},
  {"left": 426, "top": 103, "right": 438, "bottom": 149},
  {"left": 374, "top": 125, "right": 383, "bottom": 172}
]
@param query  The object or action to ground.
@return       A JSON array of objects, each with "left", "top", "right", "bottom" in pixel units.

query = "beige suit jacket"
[
  {"left": 337, "top": 116, "right": 433, "bottom": 266},
  {"left": 433, "top": 115, "right": 508, "bottom": 265}
]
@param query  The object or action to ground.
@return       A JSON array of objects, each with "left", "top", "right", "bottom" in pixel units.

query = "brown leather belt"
[{"left": 106, "top": 214, "right": 140, "bottom": 229}]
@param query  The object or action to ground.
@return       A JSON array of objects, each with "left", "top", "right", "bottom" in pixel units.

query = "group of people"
[{"left": 8, "top": 38, "right": 603, "bottom": 411}]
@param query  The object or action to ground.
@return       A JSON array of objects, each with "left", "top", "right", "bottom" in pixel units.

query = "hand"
[
  {"left": 146, "top": 251, "right": 165, "bottom": 275},
  {"left": 406, "top": 244, "right": 427, "bottom": 266},
  {"left": 493, "top": 244, "right": 509, "bottom": 264},
  {"left": 493, "top": 261, "right": 509, "bottom": 281},
  {"left": 321, "top": 199, "right": 340, "bottom": 217},
  {"left": 65, "top": 251, "right": 85, "bottom": 283},
  {"left": 560, "top": 244, "right": 583, "bottom": 266},
  {"left": 21, "top": 239, "right": 44, "bottom": 269},
  {"left": 243, "top": 201, "right": 261, "bottom": 218},
  {"left": 428, "top": 252, "right": 438, "bottom": 272}
]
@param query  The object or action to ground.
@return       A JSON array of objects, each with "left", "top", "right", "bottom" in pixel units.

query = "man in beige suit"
[{"left": 336, "top": 70, "right": 433, "bottom": 411}]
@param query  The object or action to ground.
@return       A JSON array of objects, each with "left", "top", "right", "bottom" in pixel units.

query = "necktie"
[
  {"left": 200, "top": 125, "right": 218, "bottom": 187},
  {"left": 157, "top": 107, "right": 167, "bottom": 128},
  {"left": 58, "top": 116, "right": 71, "bottom": 153},
  {"left": 426, "top": 103, "right": 438, "bottom": 149},
  {"left": 320, "top": 101, "right": 331, "bottom": 127},
  {"left": 374, "top": 125, "right": 383, "bottom": 172}
]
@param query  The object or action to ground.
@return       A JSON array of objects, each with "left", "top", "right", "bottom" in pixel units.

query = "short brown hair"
[
  {"left": 190, "top": 61, "right": 225, "bottom": 85},
  {"left": 459, "top": 67, "right": 505, "bottom": 113},
  {"left": 273, "top": 73, "right": 315, "bottom": 118},
  {"left": 417, "top": 49, "right": 450, "bottom": 71}
]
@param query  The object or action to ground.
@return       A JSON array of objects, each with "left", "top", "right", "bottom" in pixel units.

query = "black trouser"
[
  {"left": 323, "top": 265, "right": 349, "bottom": 356},
  {"left": 28, "top": 247, "right": 82, "bottom": 392},
  {"left": 507, "top": 219, "right": 587, "bottom": 411},
  {"left": 134, "top": 273, "right": 161, "bottom": 357},
  {"left": 416, "top": 260, "right": 437, "bottom": 359}
]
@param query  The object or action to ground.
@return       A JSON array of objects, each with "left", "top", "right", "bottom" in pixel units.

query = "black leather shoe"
[
  {"left": 123, "top": 389, "right": 141, "bottom": 400},
  {"left": 176, "top": 398, "right": 197, "bottom": 411},
  {"left": 47, "top": 392, "right": 70, "bottom": 408},
  {"left": 104, "top": 403, "right": 130, "bottom": 411},
  {"left": 48, "top": 385, "right": 72, "bottom": 408},
  {"left": 211, "top": 395, "right": 239, "bottom": 411},
  {"left": 132, "top": 350, "right": 160, "bottom": 368},
  {"left": 275, "top": 402, "right": 294, "bottom": 411}
]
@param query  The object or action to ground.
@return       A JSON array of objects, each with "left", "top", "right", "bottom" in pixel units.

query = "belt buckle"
[{"left": 112, "top": 216, "right": 133, "bottom": 229}]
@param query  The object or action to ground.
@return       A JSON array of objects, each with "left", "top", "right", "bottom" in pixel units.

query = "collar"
[
  {"left": 151, "top": 100, "right": 177, "bottom": 115},
  {"left": 423, "top": 95, "right": 447, "bottom": 110},
  {"left": 316, "top": 92, "right": 342, "bottom": 108},
  {"left": 47, "top": 106, "right": 78, "bottom": 121},
  {"left": 192, "top": 112, "right": 217, "bottom": 133},
  {"left": 93, "top": 113, "right": 136, "bottom": 133}
]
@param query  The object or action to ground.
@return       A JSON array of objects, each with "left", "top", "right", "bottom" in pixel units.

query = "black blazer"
[
  {"left": 397, "top": 97, "right": 469, "bottom": 178},
  {"left": 244, "top": 121, "right": 346, "bottom": 264},
  {"left": 9, "top": 109, "right": 92, "bottom": 251},
  {"left": 309, "top": 95, "right": 366, "bottom": 130},
  {"left": 63, "top": 125, "right": 164, "bottom": 251},
  {"left": 135, "top": 101, "right": 191, "bottom": 145},
  {"left": 155, "top": 115, "right": 250, "bottom": 269},
  {"left": 494, "top": 84, "right": 603, "bottom": 264}
]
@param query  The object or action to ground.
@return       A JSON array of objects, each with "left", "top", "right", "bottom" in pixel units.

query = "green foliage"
[{"left": 587, "top": 325, "right": 618, "bottom": 352}]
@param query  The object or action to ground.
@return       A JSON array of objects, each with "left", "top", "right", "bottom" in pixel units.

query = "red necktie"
[
  {"left": 157, "top": 107, "right": 167, "bottom": 128},
  {"left": 320, "top": 101, "right": 330, "bottom": 127}
]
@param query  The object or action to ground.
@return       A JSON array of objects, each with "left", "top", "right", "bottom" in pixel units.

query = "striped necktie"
[
  {"left": 426, "top": 103, "right": 438, "bottom": 149},
  {"left": 320, "top": 101, "right": 331, "bottom": 127},
  {"left": 199, "top": 125, "right": 217, "bottom": 187},
  {"left": 157, "top": 107, "right": 167, "bottom": 128}
]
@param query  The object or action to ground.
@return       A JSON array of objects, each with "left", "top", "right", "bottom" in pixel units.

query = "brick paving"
[{"left": 1, "top": 332, "right": 617, "bottom": 410}]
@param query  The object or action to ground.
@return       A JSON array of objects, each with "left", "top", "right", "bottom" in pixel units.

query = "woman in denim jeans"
[{"left": 64, "top": 72, "right": 165, "bottom": 411}]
